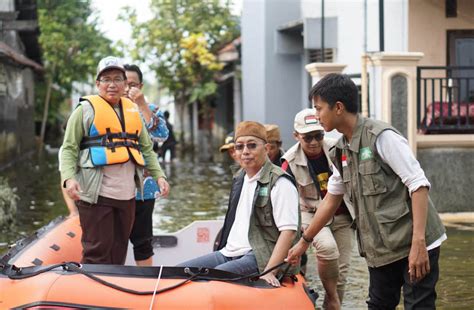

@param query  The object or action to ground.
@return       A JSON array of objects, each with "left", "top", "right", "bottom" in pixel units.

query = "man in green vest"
[
  {"left": 286, "top": 74, "right": 446, "bottom": 309},
  {"left": 179, "top": 121, "right": 300, "bottom": 287}
]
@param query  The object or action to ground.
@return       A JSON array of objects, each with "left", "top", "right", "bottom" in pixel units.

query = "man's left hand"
[
  {"left": 157, "top": 177, "right": 170, "bottom": 197},
  {"left": 408, "top": 239, "right": 430, "bottom": 283}
]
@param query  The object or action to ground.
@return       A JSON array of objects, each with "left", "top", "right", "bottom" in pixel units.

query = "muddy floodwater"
[{"left": 1, "top": 151, "right": 473, "bottom": 309}]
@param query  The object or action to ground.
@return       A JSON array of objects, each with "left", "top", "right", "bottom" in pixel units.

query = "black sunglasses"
[
  {"left": 234, "top": 142, "right": 262, "bottom": 151},
  {"left": 301, "top": 132, "right": 324, "bottom": 143}
]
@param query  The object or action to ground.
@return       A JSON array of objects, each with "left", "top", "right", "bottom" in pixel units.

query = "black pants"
[
  {"left": 130, "top": 199, "right": 155, "bottom": 261},
  {"left": 76, "top": 196, "right": 135, "bottom": 265},
  {"left": 367, "top": 247, "right": 440, "bottom": 310}
]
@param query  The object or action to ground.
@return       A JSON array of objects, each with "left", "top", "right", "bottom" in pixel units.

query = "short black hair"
[
  {"left": 164, "top": 111, "right": 170, "bottom": 119},
  {"left": 123, "top": 64, "right": 143, "bottom": 83},
  {"left": 308, "top": 73, "right": 359, "bottom": 114}
]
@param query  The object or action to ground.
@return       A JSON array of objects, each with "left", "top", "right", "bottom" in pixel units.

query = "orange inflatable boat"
[{"left": 0, "top": 216, "right": 317, "bottom": 309}]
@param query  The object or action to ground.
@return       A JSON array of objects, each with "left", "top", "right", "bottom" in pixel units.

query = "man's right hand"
[
  {"left": 128, "top": 87, "right": 146, "bottom": 107},
  {"left": 285, "top": 238, "right": 310, "bottom": 266},
  {"left": 65, "top": 179, "right": 82, "bottom": 201}
]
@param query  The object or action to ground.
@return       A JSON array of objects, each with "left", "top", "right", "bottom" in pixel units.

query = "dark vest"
[
  {"left": 217, "top": 159, "right": 300, "bottom": 275},
  {"left": 330, "top": 116, "right": 445, "bottom": 267}
]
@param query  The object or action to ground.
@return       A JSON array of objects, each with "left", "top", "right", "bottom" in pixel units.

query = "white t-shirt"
[
  {"left": 220, "top": 168, "right": 299, "bottom": 257},
  {"left": 327, "top": 130, "right": 446, "bottom": 249}
]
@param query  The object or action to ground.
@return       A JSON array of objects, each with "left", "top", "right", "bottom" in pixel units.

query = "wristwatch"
[{"left": 301, "top": 233, "right": 312, "bottom": 244}]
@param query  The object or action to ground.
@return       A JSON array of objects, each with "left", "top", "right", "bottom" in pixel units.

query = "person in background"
[
  {"left": 219, "top": 131, "right": 239, "bottom": 164},
  {"left": 124, "top": 64, "right": 169, "bottom": 266},
  {"left": 61, "top": 56, "right": 169, "bottom": 265},
  {"left": 282, "top": 108, "right": 355, "bottom": 309},
  {"left": 264, "top": 124, "right": 284, "bottom": 167},
  {"left": 160, "top": 111, "right": 177, "bottom": 162},
  {"left": 287, "top": 73, "right": 446, "bottom": 309},
  {"left": 179, "top": 121, "right": 300, "bottom": 287}
]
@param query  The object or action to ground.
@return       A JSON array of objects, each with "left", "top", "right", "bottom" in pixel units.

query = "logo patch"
[
  {"left": 359, "top": 147, "right": 373, "bottom": 161},
  {"left": 259, "top": 186, "right": 268, "bottom": 196}
]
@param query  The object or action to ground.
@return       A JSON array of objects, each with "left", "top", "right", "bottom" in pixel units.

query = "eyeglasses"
[
  {"left": 99, "top": 78, "right": 125, "bottom": 85},
  {"left": 234, "top": 142, "right": 263, "bottom": 151},
  {"left": 301, "top": 132, "right": 324, "bottom": 143}
]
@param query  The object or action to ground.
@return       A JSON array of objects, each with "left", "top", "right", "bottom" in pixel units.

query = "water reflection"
[
  {"left": 153, "top": 160, "right": 232, "bottom": 234},
  {"left": 0, "top": 151, "right": 473, "bottom": 308}
]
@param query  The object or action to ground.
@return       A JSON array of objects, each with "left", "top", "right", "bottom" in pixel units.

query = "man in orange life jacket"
[{"left": 60, "top": 56, "right": 169, "bottom": 265}]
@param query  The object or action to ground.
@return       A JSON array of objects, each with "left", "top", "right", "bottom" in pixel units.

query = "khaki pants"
[{"left": 302, "top": 211, "right": 355, "bottom": 299}]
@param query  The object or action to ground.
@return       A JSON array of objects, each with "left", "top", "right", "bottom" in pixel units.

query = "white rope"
[{"left": 149, "top": 265, "right": 164, "bottom": 310}]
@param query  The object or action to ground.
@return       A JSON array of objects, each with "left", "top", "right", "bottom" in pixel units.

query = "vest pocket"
[
  {"left": 359, "top": 160, "right": 387, "bottom": 195},
  {"left": 254, "top": 196, "right": 273, "bottom": 227},
  {"left": 374, "top": 202, "right": 412, "bottom": 250}
]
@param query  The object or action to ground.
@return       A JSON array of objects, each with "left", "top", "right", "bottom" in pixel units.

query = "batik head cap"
[
  {"left": 234, "top": 121, "right": 267, "bottom": 142},
  {"left": 264, "top": 124, "right": 281, "bottom": 143}
]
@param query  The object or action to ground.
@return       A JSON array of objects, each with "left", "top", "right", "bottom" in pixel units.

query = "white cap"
[
  {"left": 96, "top": 56, "right": 125, "bottom": 80},
  {"left": 294, "top": 108, "right": 324, "bottom": 134}
]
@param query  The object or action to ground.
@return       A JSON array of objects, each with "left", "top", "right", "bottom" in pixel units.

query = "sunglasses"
[
  {"left": 234, "top": 142, "right": 262, "bottom": 151},
  {"left": 301, "top": 132, "right": 324, "bottom": 143}
]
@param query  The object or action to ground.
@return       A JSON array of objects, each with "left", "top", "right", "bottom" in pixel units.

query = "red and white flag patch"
[
  {"left": 304, "top": 115, "right": 318, "bottom": 125},
  {"left": 342, "top": 154, "right": 348, "bottom": 167}
]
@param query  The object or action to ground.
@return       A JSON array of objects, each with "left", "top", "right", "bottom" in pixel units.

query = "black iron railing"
[{"left": 417, "top": 66, "right": 474, "bottom": 134}]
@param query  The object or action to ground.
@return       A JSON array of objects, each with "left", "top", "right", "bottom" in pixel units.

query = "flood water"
[{"left": 0, "top": 150, "right": 473, "bottom": 309}]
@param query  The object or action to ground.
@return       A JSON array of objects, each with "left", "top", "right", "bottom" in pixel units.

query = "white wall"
[{"left": 300, "top": 0, "right": 407, "bottom": 74}]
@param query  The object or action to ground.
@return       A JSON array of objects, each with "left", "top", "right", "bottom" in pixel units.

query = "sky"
[
  {"left": 91, "top": 0, "right": 153, "bottom": 56},
  {"left": 91, "top": 0, "right": 242, "bottom": 83}
]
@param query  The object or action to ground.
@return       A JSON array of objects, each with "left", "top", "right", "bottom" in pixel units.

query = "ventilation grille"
[{"left": 308, "top": 48, "right": 335, "bottom": 63}]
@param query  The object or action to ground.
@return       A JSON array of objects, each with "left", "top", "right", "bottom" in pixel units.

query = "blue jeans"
[{"left": 178, "top": 250, "right": 259, "bottom": 275}]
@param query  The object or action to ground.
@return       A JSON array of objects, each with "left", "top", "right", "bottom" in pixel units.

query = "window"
[{"left": 445, "top": 0, "right": 457, "bottom": 18}]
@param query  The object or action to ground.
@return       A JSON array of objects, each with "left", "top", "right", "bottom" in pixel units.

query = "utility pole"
[
  {"left": 321, "top": 0, "right": 325, "bottom": 62},
  {"left": 379, "top": 0, "right": 384, "bottom": 51}
]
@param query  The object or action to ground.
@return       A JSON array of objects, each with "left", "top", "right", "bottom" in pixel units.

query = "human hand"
[
  {"left": 157, "top": 177, "right": 170, "bottom": 197},
  {"left": 285, "top": 238, "right": 310, "bottom": 265},
  {"left": 260, "top": 272, "right": 281, "bottom": 287},
  {"left": 408, "top": 239, "right": 430, "bottom": 283},
  {"left": 127, "top": 87, "right": 146, "bottom": 106},
  {"left": 65, "top": 179, "right": 82, "bottom": 201}
]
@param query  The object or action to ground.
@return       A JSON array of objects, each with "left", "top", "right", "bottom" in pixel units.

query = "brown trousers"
[{"left": 76, "top": 196, "right": 135, "bottom": 264}]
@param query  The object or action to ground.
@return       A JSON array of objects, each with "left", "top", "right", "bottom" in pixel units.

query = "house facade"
[
  {"left": 241, "top": 0, "right": 473, "bottom": 211},
  {"left": 0, "top": 0, "right": 43, "bottom": 167}
]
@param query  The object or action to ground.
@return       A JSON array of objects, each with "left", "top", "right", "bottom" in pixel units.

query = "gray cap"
[{"left": 96, "top": 56, "right": 125, "bottom": 80}]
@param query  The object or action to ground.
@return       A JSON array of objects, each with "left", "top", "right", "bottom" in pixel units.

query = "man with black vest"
[
  {"left": 287, "top": 74, "right": 446, "bottom": 309},
  {"left": 179, "top": 121, "right": 300, "bottom": 287}
]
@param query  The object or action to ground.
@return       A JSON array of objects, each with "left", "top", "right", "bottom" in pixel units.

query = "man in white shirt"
[
  {"left": 286, "top": 74, "right": 446, "bottom": 309},
  {"left": 180, "top": 121, "right": 300, "bottom": 287}
]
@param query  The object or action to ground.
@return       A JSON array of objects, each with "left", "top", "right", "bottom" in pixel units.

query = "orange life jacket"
[{"left": 79, "top": 95, "right": 145, "bottom": 167}]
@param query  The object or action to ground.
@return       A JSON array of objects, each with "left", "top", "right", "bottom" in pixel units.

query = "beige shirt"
[{"left": 99, "top": 160, "right": 136, "bottom": 200}]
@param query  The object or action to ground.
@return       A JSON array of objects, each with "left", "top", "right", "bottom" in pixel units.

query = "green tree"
[
  {"left": 37, "top": 0, "right": 117, "bottom": 145},
  {"left": 126, "top": 0, "right": 239, "bottom": 147}
]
